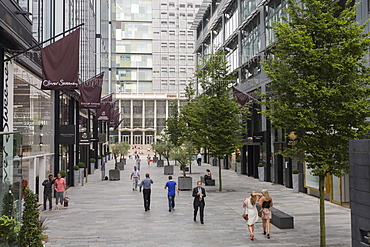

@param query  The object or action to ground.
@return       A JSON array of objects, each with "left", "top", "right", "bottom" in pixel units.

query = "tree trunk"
[
  {"left": 166, "top": 157, "right": 170, "bottom": 166},
  {"left": 218, "top": 156, "right": 222, "bottom": 191},
  {"left": 319, "top": 174, "right": 326, "bottom": 247}
]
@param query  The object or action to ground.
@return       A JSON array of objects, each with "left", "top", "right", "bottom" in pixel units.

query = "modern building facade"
[
  {"left": 0, "top": 0, "right": 116, "bottom": 217},
  {"left": 193, "top": 0, "right": 350, "bottom": 206},
  {"left": 114, "top": 0, "right": 201, "bottom": 145}
]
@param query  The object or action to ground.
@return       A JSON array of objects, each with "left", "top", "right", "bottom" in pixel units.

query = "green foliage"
[
  {"left": 292, "top": 169, "right": 299, "bottom": 174},
  {"left": 2, "top": 185, "right": 15, "bottom": 218},
  {"left": 152, "top": 136, "right": 174, "bottom": 166},
  {"left": 0, "top": 215, "right": 19, "bottom": 245},
  {"left": 110, "top": 142, "right": 130, "bottom": 168},
  {"left": 97, "top": 155, "right": 102, "bottom": 159},
  {"left": 262, "top": 1, "right": 370, "bottom": 246},
  {"left": 73, "top": 165, "right": 80, "bottom": 171},
  {"left": 235, "top": 158, "right": 241, "bottom": 163},
  {"left": 258, "top": 163, "right": 264, "bottom": 167},
  {"left": 58, "top": 170, "right": 66, "bottom": 178},
  {"left": 170, "top": 141, "right": 193, "bottom": 177},
  {"left": 78, "top": 162, "right": 85, "bottom": 168},
  {"left": 90, "top": 158, "right": 96, "bottom": 163},
  {"left": 165, "top": 101, "right": 186, "bottom": 147},
  {"left": 190, "top": 50, "right": 245, "bottom": 191},
  {"left": 19, "top": 188, "right": 43, "bottom": 247}
]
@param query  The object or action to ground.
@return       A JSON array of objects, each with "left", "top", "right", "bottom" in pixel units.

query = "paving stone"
[{"left": 43, "top": 158, "right": 351, "bottom": 246}]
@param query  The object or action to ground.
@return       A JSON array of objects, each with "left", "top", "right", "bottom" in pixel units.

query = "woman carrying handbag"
[
  {"left": 259, "top": 189, "right": 273, "bottom": 239},
  {"left": 242, "top": 191, "right": 262, "bottom": 240}
]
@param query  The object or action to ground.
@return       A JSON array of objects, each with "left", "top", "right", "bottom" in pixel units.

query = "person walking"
[
  {"left": 130, "top": 166, "right": 140, "bottom": 191},
  {"left": 101, "top": 159, "right": 106, "bottom": 180},
  {"left": 42, "top": 174, "right": 54, "bottom": 211},
  {"left": 243, "top": 191, "right": 262, "bottom": 240},
  {"left": 164, "top": 176, "right": 179, "bottom": 212},
  {"left": 259, "top": 189, "right": 273, "bottom": 239},
  {"left": 192, "top": 181, "right": 206, "bottom": 224},
  {"left": 197, "top": 153, "right": 202, "bottom": 166},
  {"left": 136, "top": 155, "right": 141, "bottom": 171},
  {"left": 139, "top": 173, "right": 153, "bottom": 211},
  {"left": 54, "top": 173, "right": 66, "bottom": 210},
  {"left": 147, "top": 154, "right": 151, "bottom": 167}
]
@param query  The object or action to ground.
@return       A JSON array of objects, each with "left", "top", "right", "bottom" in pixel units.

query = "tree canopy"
[{"left": 263, "top": 0, "right": 370, "bottom": 245}]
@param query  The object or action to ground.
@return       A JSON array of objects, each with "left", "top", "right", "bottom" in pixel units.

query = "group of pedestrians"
[
  {"left": 242, "top": 189, "right": 273, "bottom": 241},
  {"left": 41, "top": 172, "right": 66, "bottom": 211}
]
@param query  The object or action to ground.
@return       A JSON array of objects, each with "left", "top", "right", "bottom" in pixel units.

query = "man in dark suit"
[{"left": 192, "top": 181, "right": 206, "bottom": 224}]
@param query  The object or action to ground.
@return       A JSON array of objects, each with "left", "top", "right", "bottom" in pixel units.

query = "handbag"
[
  {"left": 242, "top": 214, "right": 248, "bottom": 221},
  {"left": 258, "top": 210, "right": 262, "bottom": 217}
]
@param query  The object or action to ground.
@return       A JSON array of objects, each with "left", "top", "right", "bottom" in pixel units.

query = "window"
[
  {"left": 161, "top": 68, "right": 168, "bottom": 73},
  {"left": 180, "top": 13, "right": 186, "bottom": 17},
  {"left": 180, "top": 68, "right": 186, "bottom": 73},
  {"left": 169, "top": 2, "right": 175, "bottom": 7},
  {"left": 169, "top": 55, "right": 175, "bottom": 60},
  {"left": 187, "top": 43, "right": 194, "bottom": 48},
  {"left": 161, "top": 21, "right": 167, "bottom": 25},
  {"left": 169, "top": 67, "right": 175, "bottom": 73},
  {"left": 187, "top": 55, "right": 193, "bottom": 60},
  {"left": 169, "top": 21, "right": 175, "bottom": 26},
  {"left": 161, "top": 43, "right": 167, "bottom": 47},
  {"left": 187, "top": 3, "right": 193, "bottom": 8},
  {"left": 169, "top": 12, "right": 175, "bottom": 16},
  {"left": 161, "top": 80, "right": 168, "bottom": 85},
  {"left": 195, "top": 4, "right": 201, "bottom": 8},
  {"left": 188, "top": 13, "right": 193, "bottom": 17},
  {"left": 161, "top": 30, "right": 167, "bottom": 34},
  {"left": 161, "top": 56, "right": 167, "bottom": 60},
  {"left": 188, "top": 31, "right": 193, "bottom": 36},
  {"left": 180, "top": 4, "right": 185, "bottom": 8},
  {"left": 180, "top": 55, "right": 186, "bottom": 60},
  {"left": 169, "top": 43, "right": 175, "bottom": 47},
  {"left": 161, "top": 3, "right": 167, "bottom": 6},
  {"left": 188, "top": 68, "right": 194, "bottom": 72},
  {"left": 180, "top": 80, "right": 186, "bottom": 85},
  {"left": 180, "top": 31, "right": 185, "bottom": 35},
  {"left": 161, "top": 12, "right": 167, "bottom": 15},
  {"left": 169, "top": 30, "right": 175, "bottom": 35},
  {"left": 169, "top": 80, "right": 176, "bottom": 85},
  {"left": 180, "top": 43, "right": 186, "bottom": 48}
]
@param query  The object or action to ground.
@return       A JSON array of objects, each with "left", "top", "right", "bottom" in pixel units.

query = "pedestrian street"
[{"left": 43, "top": 158, "right": 351, "bottom": 247}]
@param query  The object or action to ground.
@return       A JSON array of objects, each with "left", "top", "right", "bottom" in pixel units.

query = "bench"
[
  {"left": 200, "top": 176, "right": 215, "bottom": 186},
  {"left": 270, "top": 207, "right": 294, "bottom": 229}
]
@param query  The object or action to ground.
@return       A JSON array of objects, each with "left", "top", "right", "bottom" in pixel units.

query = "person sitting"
[{"left": 204, "top": 169, "right": 212, "bottom": 180}]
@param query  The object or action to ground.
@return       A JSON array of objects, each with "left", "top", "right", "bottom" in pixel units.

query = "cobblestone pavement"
[{"left": 43, "top": 158, "right": 351, "bottom": 247}]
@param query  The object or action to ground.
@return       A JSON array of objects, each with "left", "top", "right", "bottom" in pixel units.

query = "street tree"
[
  {"left": 170, "top": 141, "right": 193, "bottom": 177},
  {"left": 193, "top": 50, "right": 245, "bottom": 191},
  {"left": 152, "top": 135, "right": 174, "bottom": 166},
  {"left": 263, "top": 1, "right": 370, "bottom": 246},
  {"left": 165, "top": 100, "right": 186, "bottom": 147},
  {"left": 110, "top": 142, "right": 130, "bottom": 169}
]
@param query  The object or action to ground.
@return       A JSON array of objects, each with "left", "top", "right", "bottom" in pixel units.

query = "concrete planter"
[
  {"left": 109, "top": 169, "right": 120, "bottom": 181},
  {"left": 153, "top": 157, "right": 158, "bottom": 163},
  {"left": 157, "top": 160, "right": 164, "bottom": 167},
  {"left": 97, "top": 159, "right": 101, "bottom": 169},
  {"left": 258, "top": 167, "right": 264, "bottom": 182},
  {"left": 117, "top": 162, "right": 125, "bottom": 170},
  {"left": 292, "top": 174, "right": 299, "bottom": 193},
  {"left": 164, "top": 165, "right": 174, "bottom": 175},
  {"left": 90, "top": 163, "right": 95, "bottom": 174},
  {"left": 178, "top": 176, "right": 192, "bottom": 190},
  {"left": 74, "top": 170, "right": 79, "bottom": 186},
  {"left": 236, "top": 163, "right": 241, "bottom": 174},
  {"left": 79, "top": 168, "right": 84, "bottom": 184}
]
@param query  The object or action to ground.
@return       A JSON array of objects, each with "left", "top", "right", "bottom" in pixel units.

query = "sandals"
[{"left": 250, "top": 234, "right": 254, "bottom": 241}]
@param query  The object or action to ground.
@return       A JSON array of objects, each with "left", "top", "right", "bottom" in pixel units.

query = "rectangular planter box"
[
  {"left": 164, "top": 165, "right": 174, "bottom": 175},
  {"left": 157, "top": 160, "right": 164, "bottom": 167},
  {"left": 90, "top": 163, "right": 94, "bottom": 174},
  {"left": 74, "top": 170, "right": 79, "bottom": 186},
  {"left": 109, "top": 169, "right": 120, "bottom": 181},
  {"left": 117, "top": 162, "right": 125, "bottom": 170},
  {"left": 178, "top": 176, "right": 192, "bottom": 190}
]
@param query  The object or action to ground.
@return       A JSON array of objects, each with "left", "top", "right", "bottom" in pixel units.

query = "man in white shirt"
[
  {"left": 130, "top": 166, "right": 140, "bottom": 191},
  {"left": 197, "top": 153, "right": 202, "bottom": 166}
]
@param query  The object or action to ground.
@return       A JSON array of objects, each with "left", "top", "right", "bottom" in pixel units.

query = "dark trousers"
[
  {"left": 44, "top": 193, "right": 52, "bottom": 209},
  {"left": 143, "top": 189, "right": 151, "bottom": 210},
  {"left": 194, "top": 203, "right": 205, "bottom": 222},
  {"left": 168, "top": 195, "right": 175, "bottom": 210},
  {"left": 197, "top": 158, "right": 201, "bottom": 166}
]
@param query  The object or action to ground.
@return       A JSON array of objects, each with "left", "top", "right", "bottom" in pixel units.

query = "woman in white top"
[{"left": 243, "top": 191, "right": 262, "bottom": 240}]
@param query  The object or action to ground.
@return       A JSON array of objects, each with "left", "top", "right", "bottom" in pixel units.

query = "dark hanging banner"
[
  {"left": 232, "top": 86, "right": 250, "bottom": 106},
  {"left": 41, "top": 29, "right": 80, "bottom": 90},
  {"left": 79, "top": 73, "right": 104, "bottom": 108},
  {"left": 96, "top": 95, "right": 113, "bottom": 122},
  {"left": 59, "top": 125, "right": 76, "bottom": 144},
  {"left": 109, "top": 109, "right": 119, "bottom": 127}
]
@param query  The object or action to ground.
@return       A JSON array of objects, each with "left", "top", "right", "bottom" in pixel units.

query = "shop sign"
[
  {"left": 253, "top": 131, "right": 265, "bottom": 143},
  {"left": 59, "top": 125, "right": 75, "bottom": 144},
  {"left": 2, "top": 60, "right": 14, "bottom": 184}
]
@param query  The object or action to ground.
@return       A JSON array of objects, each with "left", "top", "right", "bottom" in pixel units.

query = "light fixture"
[{"left": 16, "top": 10, "right": 32, "bottom": 16}]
